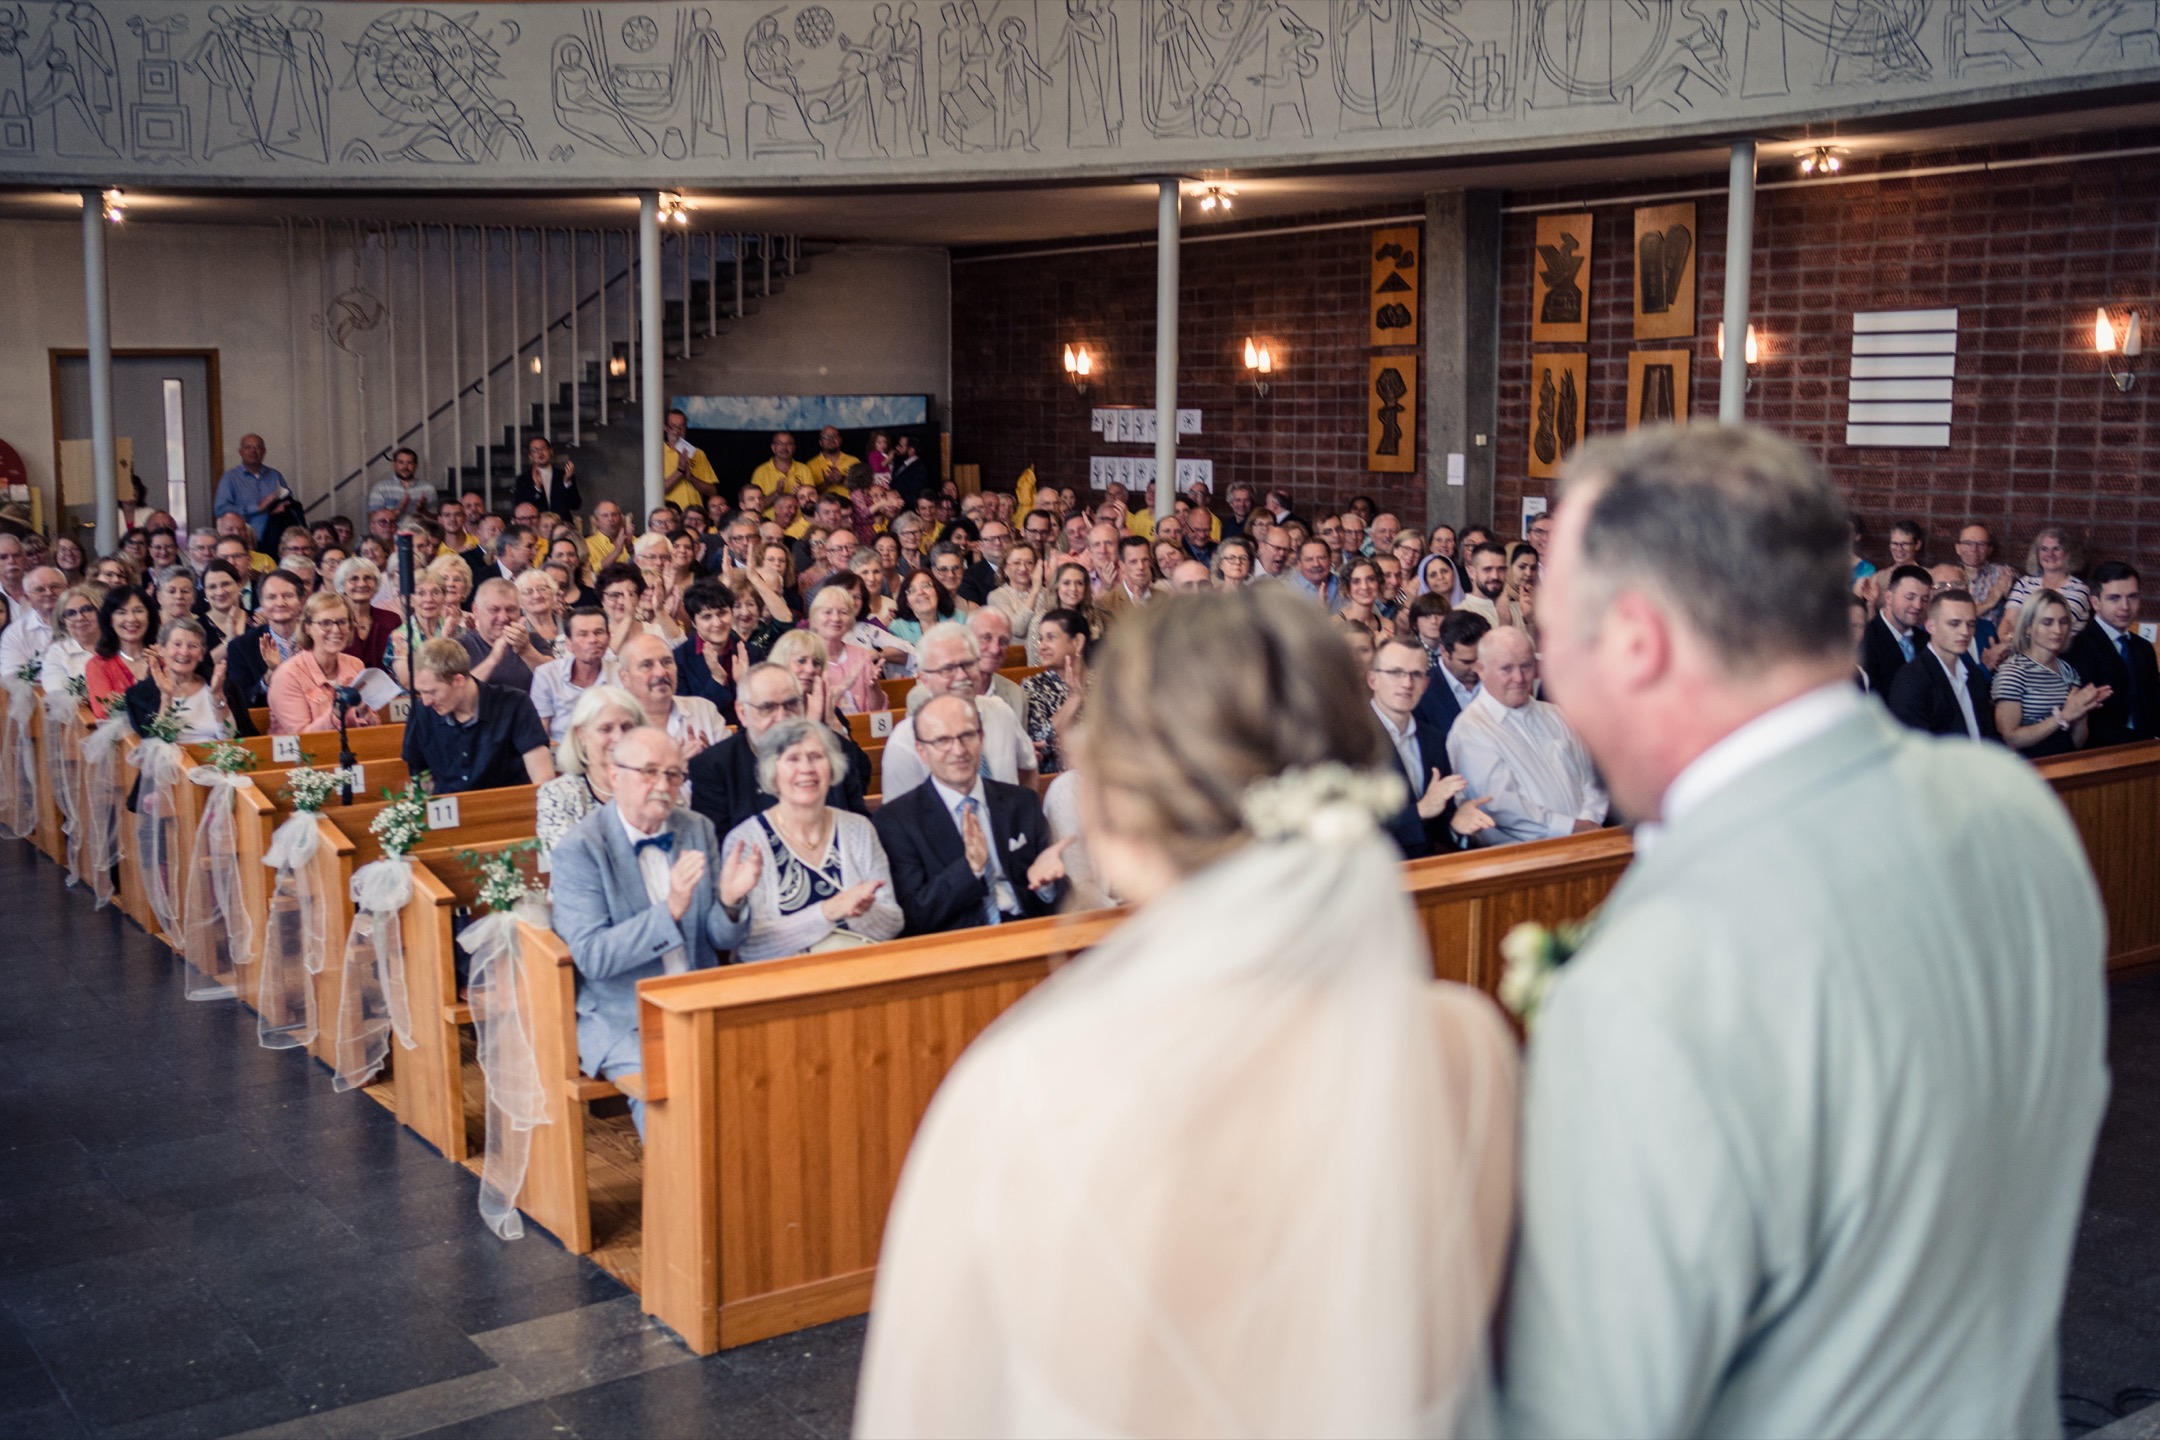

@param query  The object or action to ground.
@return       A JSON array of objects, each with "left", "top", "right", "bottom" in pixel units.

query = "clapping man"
[
  {"left": 880, "top": 623, "right": 1035, "bottom": 799},
  {"left": 688, "top": 663, "right": 867, "bottom": 838},
  {"left": 873, "top": 695, "right": 1069, "bottom": 935},
  {"left": 1888, "top": 589, "right": 1997, "bottom": 740},
  {"left": 1368, "top": 636, "right": 1494, "bottom": 857},
  {"left": 1862, "top": 564, "right": 1933, "bottom": 696},
  {"left": 1446, "top": 626, "right": 1607, "bottom": 845},
  {"left": 2068, "top": 561, "right": 2157, "bottom": 747},
  {"left": 514, "top": 437, "right": 581, "bottom": 518}
]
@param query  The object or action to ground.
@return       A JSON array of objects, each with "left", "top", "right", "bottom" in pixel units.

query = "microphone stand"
[
  {"left": 334, "top": 695, "right": 356, "bottom": 807},
  {"left": 397, "top": 532, "right": 418, "bottom": 707}
]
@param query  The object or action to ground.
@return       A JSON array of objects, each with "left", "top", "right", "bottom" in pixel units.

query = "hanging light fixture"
[
  {"left": 658, "top": 192, "right": 692, "bottom": 226},
  {"left": 1063, "top": 344, "right": 1095, "bottom": 397},
  {"left": 1197, "top": 184, "right": 1236, "bottom": 213},
  {"left": 1798, "top": 146, "right": 1843, "bottom": 176},
  {"left": 99, "top": 188, "right": 126, "bottom": 222}
]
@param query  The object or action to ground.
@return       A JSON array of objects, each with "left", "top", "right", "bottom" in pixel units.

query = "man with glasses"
[
  {"left": 0, "top": 565, "right": 63, "bottom": 680},
  {"left": 873, "top": 694, "right": 1069, "bottom": 936},
  {"left": 1369, "top": 636, "right": 1494, "bottom": 858},
  {"left": 404, "top": 637, "right": 556, "bottom": 794},
  {"left": 617, "top": 633, "right": 730, "bottom": 758},
  {"left": 552, "top": 726, "right": 762, "bottom": 1135},
  {"left": 220, "top": 569, "right": 308, "bottom": 734},
  {"left": 688, "top": 663, "right": 867, "bottom": 837},
  {"left": 1252, "top": 524, "right": 1294, "bottom": 581},
  {"left": 878, "top": 622, "right": 1035, "bottom": 799},
  {"left": 960, "top": 521, "right": 1008, "bottom": 604},
  {"left": 1021, "top": 510, "right": 1057, "bottom": 555},
  {"left": 1954, "top": 523, "right": 2016, "bottom": 622}
]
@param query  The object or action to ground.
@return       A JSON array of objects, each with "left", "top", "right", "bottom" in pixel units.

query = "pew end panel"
[
  {"left": 514, "top": 921, "right": 603, "bottom": 1255},
  {"left": 1404, "top": 830, "right": 1635, "bottom": 991},
  {"left": 2037, "top": 742, "right": 2160, "bottom": 978},
  {"left": 31, "top": 702, "right": 64, "bottom": 862}
]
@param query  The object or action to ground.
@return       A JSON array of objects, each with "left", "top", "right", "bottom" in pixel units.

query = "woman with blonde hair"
[
  {"left": 805, "top": 584, "right": 884, "bottom": 714},
  {"left": 858, "top": 586, "right": 1516, "bottom": 1435},
  {"left": 1026, "top": 561, "right": 1104, "bottom": 664},
  {"left": 535, "top": 683, "right": 643, "bottom": 851},
  {"left": 428, "top": 552, "right": 474, "bottom": 624},
  {"left": 1994, "top": 587, "right": 2111, "bottom": 759},
  {"left": 266, "top": 592, "right": 378, "bottom": 734},
  {"left": 2004, "top": 526, "right": 2091, "bottom": 634},
  {"left": 334, "top": 557, "right": 404, "bottom": 670}
]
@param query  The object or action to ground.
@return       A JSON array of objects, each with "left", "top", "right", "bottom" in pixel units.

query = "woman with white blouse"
[
  {"left": 535, "top": 683, "right": 643, "bottom": 852},
  {"left": 39, "top": 586, "right": 103, "bottom": 697},
  {"left": 720, "top": 717, "right": 901, "bottom": 962}
]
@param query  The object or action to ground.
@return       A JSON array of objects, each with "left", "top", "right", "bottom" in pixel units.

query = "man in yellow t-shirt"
[
  {"left": 805, "top": 425, "right": 862, "bottom": 492},
  {"left": 584, "top": 498, "right": 634, "bottom": 571},
  {"left": 750, "top": 431, "right": 816, "bottom": 495},
  {"left": 661, "top": 408, "right": 720, "bottom": 510}
]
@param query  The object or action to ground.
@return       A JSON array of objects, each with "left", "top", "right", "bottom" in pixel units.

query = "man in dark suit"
[
  {"left": 2069, "top": 560, "right": 2156, "bottom": 749},
  {"left": 1888, "top": 590, "right": 1997, "bottom": 741},
  {"left": 1413, "top": 610, "right": 1489, "bottom": 743},
  {"left": 1861, "top": 564, "right": 1934, "bottom": 698},
  {"left": 873, "top": 694, "right": 1069, "bottom": 936},
  {"left": 1369, "top": 637, "right": 1494, "bottom": 857},
  {"left": 220, "top": 568, "right": 309, "bottom": 735},
  {"left": 513, "top": 436, "right": 582, "bottom": 518},
  {"left": 888, "top": 433, "right": 932, "bottom": 509},
  {"left": 687, "top": 664, "right": 867, "bottom": 838}
]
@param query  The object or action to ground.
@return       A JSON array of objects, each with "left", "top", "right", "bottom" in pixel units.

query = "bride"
[{"left": 854, "top": 586, "right": 1518, "bottom": 1438}]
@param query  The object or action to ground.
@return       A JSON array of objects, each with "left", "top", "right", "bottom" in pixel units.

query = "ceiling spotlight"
[
  {"left": 1197, "top": 184, "right": 1236, "bottom": 213},
  {"left": 658, "top": 191, "right": 691, "bottom": 226},
  {"left": 100, "top": 187, "right": 126, "bottom": 222},
  {"left": 1798, "top": 146, "right": 1843, "bottom": 176}
]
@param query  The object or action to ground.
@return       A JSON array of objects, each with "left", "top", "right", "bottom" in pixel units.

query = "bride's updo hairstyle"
[{"left": 1079, "top": 584, "right": 1391, "bottom": 874}]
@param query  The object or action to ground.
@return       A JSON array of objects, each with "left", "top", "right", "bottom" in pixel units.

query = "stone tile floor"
[{"left": 0, "top": 837, "right": 2155, "bottom": 1437}]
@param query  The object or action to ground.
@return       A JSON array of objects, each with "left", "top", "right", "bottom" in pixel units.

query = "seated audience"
[
  {"left": 1368, "top": 635, "right": 1494, "bottom": 857},
  {"left": 153, "top": 566, "right": 198, "bottom": 635},
  {"left": 0, "top": 565, "right": 61, "bottom": 680},
  {"left": 1500, "top": 542, "right": 1540, "bottom": 640},
  {"left": 200, "top": 561, "right": 250, "bottom": 646},
  {"left": 1861, "top": 564, "right": 1934, "bottom": 697},
  {"left": 764, "top": 631, "right": 877, "bottom": 793},
  {"left": 536, "top": 684, "right": 644, "bottom": 852},
  {"left": 404, "top": 637, "right": 557, "bottom": 793},
  {"left": 2005, "top": 526, "right": 2091, "bottom": 633},
  {"left": 1888, "top": 589, "right": 1997, "bottom": 741},
  {"left": 529, "top": 607, "right": 618, "bottom": 746},
  {"left": 806, "top": 585, "right": 883, "bottom": 714},
  {"left": 123, "top": 617, "right": 234, "bottom": 744},
  {"left": 39, "top": 586, "right": 102, "bottom": 698},
  {"left": 513, "top": 567, "right": 567, "bottom": 662},
  {"left": 1993, "top": 588, "right": 2110, "bottom": 759},
  {"left": 217, "top": 569, "right": 307, "bottom": 732},
  {"left": 86, "top": 584, "right": 156, "bottom": 721},
  {"left": 672, "top": 578, "right": 743, "bottom": 722},
  {"left": 1337, "top": 556, "right": 1393, "bottom": 638},
  {"left": 334, "top": 558, "right": 403, "bottom": 670},
  {"left": 1023, "top": 608, "right": 1088, "bottom": 775},
  {"left": 1417, "top": 609, "right": 1488, "bottom": 740},
  {"left": 267, "top": 593, "right": 379, "bottom": 735},
  {"left": 1954, "top": 523, "right": 2017, "bottom": 622},
  {"left": 720, "top": 717, "right": 902, "bottom": 961},
  {"left": 1209, "top": 535, "right": 1254, "bottom": 587},
  {"left": 910, "top": 609, "right": 1024, "bottom": 719},
  {"left": 2068, "top": 561, "right": 2156, "bottom": 748},
  {"left": 1447, "top": 626, "right": 1608, "bottom": 845},
  {"left": 880, "top": 622, "right": 1037, "bottom": 799},
  {"left": 874, "top": 694, "right": 1069, "bottom": 936},
  {"left": 616, "top": 632, "right": 729, "bottom": 756},
  {"left": 985, "top": 540, "right": 1041, "bottom": 643},
  {"left": 1098, "top": 534, "right": 1159, "bottom": 615},
  {"left": 460, "top": 578, "right": 542, "bottom": 693},
  {"left": 689, "top": 663, "right": 869, "bottom": 840},
  {"left": 550, "top": 726, "right": 757, "bottom": 1134}
]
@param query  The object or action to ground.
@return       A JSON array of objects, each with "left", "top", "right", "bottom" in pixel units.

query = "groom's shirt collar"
[{"left": 1638, "top": 683, "right": 1862, "bottom": 853}]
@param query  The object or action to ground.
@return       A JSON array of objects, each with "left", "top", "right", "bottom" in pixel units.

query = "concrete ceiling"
[{"left": 3, "top": 97, "right": 2154, "bottom": 248}]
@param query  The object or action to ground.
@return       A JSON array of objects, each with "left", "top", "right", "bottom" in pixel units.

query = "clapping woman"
[
  {"left": 85, "top": 584, "right": 155, "bottom": 720},
  {"left": 123, "top": 617, "right": 232, "bottom": 744},
  {"left": 266, "top": 593, "right": 378, "bottom": 735},
  {"left": 1994, "top": 588, "right": 2111, "bottom": 759}
]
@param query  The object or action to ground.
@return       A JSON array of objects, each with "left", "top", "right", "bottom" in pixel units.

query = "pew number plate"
[
  {"left": 426, "top": 796, "right": 460, "bottom": 830},
  {"left": 271, "top": 735, "right": 302, "bottom": 763},
  {"left": 341, "top": 765, "right": 364, "bottom": 794},
  {"left": 870, "top": 711, "right": 893, "bottom": 738}
]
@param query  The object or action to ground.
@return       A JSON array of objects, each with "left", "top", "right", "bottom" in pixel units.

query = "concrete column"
[
  {"left": 1153, "top": 179, "right": 1179, "bottom": 522},
  {"left": 1422, "top": 189, "right": 1502, "bottom": 534},
  {"left": 640, "top": 192, "right": 664, "bottom": 516},
  {"left": 1720, "top": 140, "right": 1758, "bottom": 423},
  {"left": 82, "top": 189, "right": 117, "bottom": 553}
]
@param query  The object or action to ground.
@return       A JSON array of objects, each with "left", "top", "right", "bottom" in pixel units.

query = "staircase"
[{"left": 325, "top": 233, "right": 822, "bottom": 516}]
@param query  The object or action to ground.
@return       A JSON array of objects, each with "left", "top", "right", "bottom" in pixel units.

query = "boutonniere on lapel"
[{"left": 1499, "top": 912, "right": 1598, "bottom": 1031}]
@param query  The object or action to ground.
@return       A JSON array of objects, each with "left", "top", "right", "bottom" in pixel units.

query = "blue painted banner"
[{"left": 673, "top": 396, "right": 930, "bottom": 432}]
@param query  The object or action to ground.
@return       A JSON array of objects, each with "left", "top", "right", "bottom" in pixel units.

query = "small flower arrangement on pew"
[
  {"left": 459, "top": 839, "right": 545, "bottom": 917},
  {"left": 370, "top": 777, "right": 431, "bottom": 858},
  {"left": 138, "top": 699, "right": 188, "bottom": 745},
  {"left": 1498, "top": 914, "right": 1598, "bottom": 1032},
  {"left": 12, "top": 659, "right": 40, "bottom": 685},
  {"left": 281, "top": 765, "right": 340, "bottom": 814},
  {"left": 64, "top": 673, "right": 87, "bottom": 702},
  {"left": 206, "top": 740, "right": 257, "bottom": 775}
]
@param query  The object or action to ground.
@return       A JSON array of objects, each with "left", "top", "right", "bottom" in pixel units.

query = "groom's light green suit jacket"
[{"left": 1504, "top": 702, "right": 2109, "bottom": 1439}]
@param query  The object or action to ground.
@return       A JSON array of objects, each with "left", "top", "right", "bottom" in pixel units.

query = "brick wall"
[
  {"left": 951, "top": 203, "right": 1425, "bottom": 522},
  {"left": 1500, "top": 132, "right": 2160, "bottom": 577}
]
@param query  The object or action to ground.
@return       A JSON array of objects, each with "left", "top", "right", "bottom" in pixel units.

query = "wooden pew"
[
  {"left": 509, "top": 922, "right": 630, "bottom": 1255},
  {"left": 632, "top": 830, "right": 1631, "bottom": 1354},
  {"left": 2036, "top": 740, "right": 2160, "bottom": 978},
  {"left": 30, "top": 700, "right": 64, "bottom": 863},
  {"left": 110, "top": 732, "right": 166, "bottom": 942}
]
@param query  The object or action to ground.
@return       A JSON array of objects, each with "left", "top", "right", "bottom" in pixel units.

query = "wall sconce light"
[
  {"left": 608, "top": 354, "right": 628, "bottom": 378},
  {"left": 529, "top": 355, "right": 543, "bottom": 374},
  {"left": 1197, "top": 184, "right": 1236, "bottom": 213},
  {"left": 1243, "top": 337, "right": 1273, "bottom": 397},
  {"left": 2095, "top": 306, "right": 2142, "bottom": 392},
  {"left": 1798, "top": 146, "right": 1842, "bottom": 176},
  {"left": 657, "top": 191, "right": 691, "bottom": 226},
  {"left": 1717, "top": 321, "right": 1761, "bottom": 390},
  {"left": 1063, "top": 344, "right": 1095, "bottom": 397},
  {"left": 100, "top": 187, "right": 126, "bottom": 222}
]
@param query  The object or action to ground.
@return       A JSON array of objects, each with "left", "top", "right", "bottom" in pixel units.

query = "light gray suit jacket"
[
  {"left": 549, "top": 800, "right": 749, "bottom": 1079},
  {"left": 1504, "top": 701, "right": 2108, "bottom": 1439}
]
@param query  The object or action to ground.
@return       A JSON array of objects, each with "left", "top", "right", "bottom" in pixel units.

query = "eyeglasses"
[
  {"left": 920, "top": 659, "right": 973, "bottom": 679},
  {"left": 60, "top": 606, "right": 95, "bottom": 621},
  {"left": 615, "top": 762, "right": 689, "bottom": 786},
  {"left": 741, "top": 697, "right": 805, "bottom": 717},
  {"left": 311, "top": 617, "right": 351, "bottom": 630},
  {"left": 1370, "top": 667, "right": 1425, "bottom": 682},
  {"left": 918, "top": 728, "right": 983, "bottom": 751}
]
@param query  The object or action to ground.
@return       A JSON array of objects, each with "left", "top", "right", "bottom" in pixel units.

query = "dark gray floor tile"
[
  {"left": 720, "top": 1317, "right": 867, "bottom": 1439},
  {"left": 264, "top": 1316, "right": 498, "bottom": 1415},
  {"left": 470, "top": 1296, "right": 693, "bottom": 1399},
  {"left": 0, "top": 1248, "right": 196, "bottom": 1333},
  {"left": 439, "top": 1270, "right": 631, "bottom": 1339},
  {"left": 406, "top": 1397, "right": 581, "bottom": 1440},
  {"left": 0, "top": 1366, "right": 88, "bottom": 1440},
  {"left": 92, "top": 1381, "right": 317, "bottom": 1440},
  {"left": 547, "top": 1359, "right": 819, "bottom": 1440},
  {"left": 32, "top": 1284, "right": 281, "bottom": 1429},
  {"left": 93, "top": 1132, "right": 305, "bottom": 1219},
  {"left": 0, "top": 1141, "right": 99, "bottom": 1198}
]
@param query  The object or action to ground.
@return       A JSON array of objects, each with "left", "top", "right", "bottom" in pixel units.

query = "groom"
[{"left": 1505, "top": 426, "right": 2108, "bottom": 1437}]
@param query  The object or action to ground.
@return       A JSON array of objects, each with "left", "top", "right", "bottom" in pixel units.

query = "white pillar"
[
  {"left": 1154, "top": 180, "right": 1179, "bottom": 521},
  {"left": 82, "top": 189, "right": 117, "bottom": 552},
  {"left": 1719, "top": 140, "right": 1757, "bottom": 424},
  {"left": 640, "top": 192, "right": 664, "bottom": 516}
]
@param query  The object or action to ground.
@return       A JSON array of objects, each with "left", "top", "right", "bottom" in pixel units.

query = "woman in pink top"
[
  {"left": 266, "top": 592, "right": 379, "bottom": 734},
  {"left": 805, "top": 584, "right": 883, "bottom": 715}
]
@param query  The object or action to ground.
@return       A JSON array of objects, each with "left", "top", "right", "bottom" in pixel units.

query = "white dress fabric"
[
  {"left": 856, "top": 810, "right": 1518, "bottom": 1438},
  {"left": 1446, "top": 690, "right": 1608, "bottom": 845}
]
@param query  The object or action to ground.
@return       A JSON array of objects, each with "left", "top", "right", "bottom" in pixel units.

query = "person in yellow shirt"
[
  {"left": 750, "top": 431, "right": 816, "bottom": 495},
  {"left": 806, "top": 425, "right": 862, "bottom": 492},
  {"left": 584, "top": 498, "right": 635, "bottom": 572},
  {"left": 661, "top": 408, "right": 720, "bottom": 510}
]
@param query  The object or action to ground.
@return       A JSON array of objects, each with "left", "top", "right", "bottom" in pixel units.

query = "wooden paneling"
[{"left": 2037, "top": 742, "right": 2160, "bottom": 977}]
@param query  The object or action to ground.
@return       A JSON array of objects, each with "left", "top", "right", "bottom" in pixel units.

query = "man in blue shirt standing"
[{"left": 213, "top": 434, "right": 295, "bottom": 544}]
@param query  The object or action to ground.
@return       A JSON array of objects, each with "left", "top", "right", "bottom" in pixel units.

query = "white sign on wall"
[
  {"left": 1088, "top": 457, "right": 1214, "bottom": 492},
  {"left": 1090, "top": 409, "right": 1202, "bottom": 444},
  {"left": 1845, "top": 309, "right": 1957, "bottom": 448}
]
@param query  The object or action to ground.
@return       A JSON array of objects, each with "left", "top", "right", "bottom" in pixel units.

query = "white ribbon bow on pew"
[
  {"left": 130, "top": 738, "right": 188, "bottom": 942},
  {"left": 182, "top": 767, "right": 255, "bottom": 1002},
  {"left": 80, "top": 714, "right": 131, "bottom": 910},
  {"left": 259, "top": 810, "right": 327, "bottom": 1050},
  {"left": 0, "top": 676, "right": 38, "bottom": 842},
  {"left": 42, "top": 693, "right": 87, "bottom": 887},
  {"left": 460, "top": 900, "right": 554, "bottom": 1241},
  {"left": 331, "top": 855, "right": 418, "bottom": 1092}
]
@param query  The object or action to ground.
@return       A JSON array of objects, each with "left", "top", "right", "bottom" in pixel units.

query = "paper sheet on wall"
[
  {"left": 1446, "top": 453, "right": 1465, "bottom": 487},
  {"left": 1089, "top": 457, "right": 1214, "bottom": 490},
  {"left": 1089, "top": 408, "right": 1202, "bottom": 443}
]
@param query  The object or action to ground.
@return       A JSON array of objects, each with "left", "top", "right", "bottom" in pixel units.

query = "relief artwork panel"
[
  {"left": 1370, "top": 223, "right": 1419, "bottom": 348},
  {"left": 1530, "top": 211, "right": 1591, "bottom": 345},
  {"left": 1367, "top": 354, "right": 1415, "bottom": 473},
  {"left": 1633, "top": 201, "right": 1697, "bottom": 341},
  {"left": 1626, "top": 348, "right": 1691, "bottom": 429},
  {"left": 1527, "top": 350, "right": 1586, "bottom": 479}
]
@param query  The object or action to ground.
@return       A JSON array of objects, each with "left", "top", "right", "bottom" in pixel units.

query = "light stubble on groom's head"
[{"left": 1541, "top": 424, "right": 1858, "bottom": 823}]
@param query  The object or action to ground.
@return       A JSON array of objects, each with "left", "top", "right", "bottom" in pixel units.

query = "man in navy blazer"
[
  {"left": 2068, "top": 561, "right": 2157, "bottom": 749},
  {"left": 513, "top": 436, "right": 583, "bottom": 518},
  {"left": 1412, "top": 609, "right": 1489, "bottom": 743},
  {"left": 1887, "top": 590, "right": 1998, "bottom": 742},
  {"left": 1369, "top": 636, "right": 1494, "bottom": 857},
  {"left": 872, "top": 695, "right": 1069, "bottom": 936},
  {"left": 1861, "top": 565, "right": 1933, "bottom": 698},
  {"left": 549, "top": 727, "right": 761, "bottom": 1133}
]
